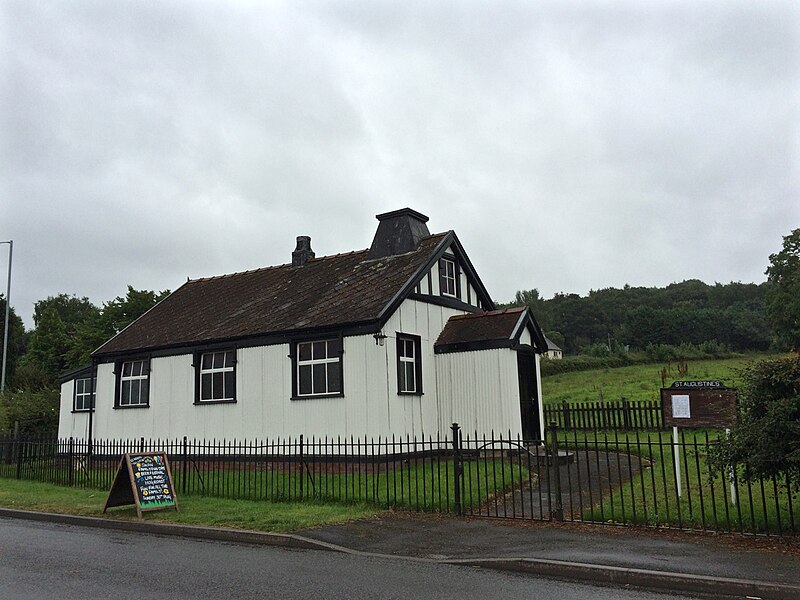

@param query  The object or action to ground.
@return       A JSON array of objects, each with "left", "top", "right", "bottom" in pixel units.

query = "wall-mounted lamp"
[{"left": 373, "top": 332, "right": 387, "bottom": 347}]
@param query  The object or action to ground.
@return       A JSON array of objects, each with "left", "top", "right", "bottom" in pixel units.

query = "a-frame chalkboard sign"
[{"left": 103, "top": 452, "right": 179, "bottom": 519}]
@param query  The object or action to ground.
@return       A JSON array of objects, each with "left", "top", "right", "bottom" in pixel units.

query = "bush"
[
  {"left": 645, "top": 343, "right": 677, "bottom": 362},
  {"left": 541, "top": 343, "right": 742, "bottom": 377},
  {"left": 698, "top": 339, "right": 729, "bottom": 357},
  {"left": 0, "top": 388, "right": 60, "bottom": 437},
  {"left": 709, "top": 356, "right": 800, "bottom": 481},
  {"left": 585, "top": 342, "right": 612, "bottom": 357},
  {"left": 540, "top": 354, "right": 635, "bottom": 376}
]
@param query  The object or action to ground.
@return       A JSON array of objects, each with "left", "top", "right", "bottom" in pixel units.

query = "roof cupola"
[{"left": 367, "top": 208, "right": 430, "bottom": 260}]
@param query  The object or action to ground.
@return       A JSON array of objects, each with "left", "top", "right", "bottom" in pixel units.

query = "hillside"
[
  {"left": 540, "top": 353, "right": 783, "bottom": 405},
  {"left": 506, "top": 280, "right": 770, "bottom": 355}
]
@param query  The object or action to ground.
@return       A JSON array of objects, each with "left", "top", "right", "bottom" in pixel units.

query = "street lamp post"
[{"left": 1, "top": 240, "right": 13, "bottom": 393}]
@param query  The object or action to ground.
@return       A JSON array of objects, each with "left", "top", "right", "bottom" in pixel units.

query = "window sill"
[
  {"left": 71, "top": 409, "right": 93, "bottom": 414},
  {"left": 291, "top": 393, "right": 344, "bottom": 401},
  {"left": 193, "top": 399, "right": 237, "bottom": 406},
  {"left": 112, "top": 404, "right": 150, "bottom": 409},
  {"left": 397, "top": 392, "right": 424, "bottom": 397}
]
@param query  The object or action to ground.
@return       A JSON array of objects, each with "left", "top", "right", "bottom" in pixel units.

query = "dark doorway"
[{"left": 517, "top": 352, "right": 541, "bottom": 441}]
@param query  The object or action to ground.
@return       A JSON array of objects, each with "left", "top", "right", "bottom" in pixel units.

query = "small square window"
[
  {"left": 117, "top": 359, "right": 149, "bottom": 407},
  {"left": 294, "top": 338, "right": 343, "bottom": 397},
  {"left": 74, "top": 376, "right": 96, "bottom": 411},
  {"left": 196, "top": 349, "right": 236, "bottom": 403}
]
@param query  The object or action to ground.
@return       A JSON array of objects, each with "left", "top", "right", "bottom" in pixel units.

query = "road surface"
[{"left": 0, "top": 518, "right": 694, "bottom": 599}]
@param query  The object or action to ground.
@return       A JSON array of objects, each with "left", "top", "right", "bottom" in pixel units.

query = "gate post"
[
  {"left": 548, "top": 421, "right": 564, "bottom": 521},
  {"left": 15, "top": 437, "right": 23, "bottom": 480},
  {"left": 623, "top": 399, "right": 632, "bottom": 430},
  {"left": 68, "top": 437, "right": 74, "bottom": 487},
  {"left": 451, "top": 423, "right": 462, "bottom": 516},
  {"left": 299, "top": 434, "right": 304, "bottom": 499},
  {"left": 182, "top": 436, "right": 188, "bottom": 496}
]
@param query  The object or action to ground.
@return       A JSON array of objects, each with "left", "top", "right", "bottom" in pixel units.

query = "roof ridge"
[
  {"left": 188, "top": 248, "right": 370, "bottom": 283},
  {"left": 186, "top": 232, "right": 449, "bottom": 283},
  {"left": 449, "top": 306, "right": 525, "bottom": 321}
]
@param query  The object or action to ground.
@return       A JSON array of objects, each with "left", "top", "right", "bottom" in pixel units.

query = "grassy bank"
[
  {"left": 0, "top": 477, "right": 380, "bottom": 532},
  {"left": 541, "top": 353, "right": 783, "bottom": 405}
]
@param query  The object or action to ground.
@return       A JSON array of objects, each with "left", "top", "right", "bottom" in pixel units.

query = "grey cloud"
[{"left": 1, "top": 1, "right": 798, "bottom": 327}]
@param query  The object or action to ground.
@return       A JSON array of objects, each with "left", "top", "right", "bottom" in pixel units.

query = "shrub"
[
  {"left": 709, "top": 356, "right": 800, "bottom": 481},
  {"left": 644, "top": 343, "right": 674, "bottom": 361},
  {"left": 0, "top": 388, "right": 60, "bottom": 437}
]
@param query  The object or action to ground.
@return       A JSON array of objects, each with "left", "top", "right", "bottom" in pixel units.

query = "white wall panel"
[
  {"left": 434, "top": 349, "right": 522, "bottom": 438},
  {"left": 57, "top": 380, "right": 91, "bottom": 440},
  {"left": 382, "top": 298, "right": 468, "bottom": 438},
  {"left": 58, "top": 298, "right": 516, "bottom": 442}
]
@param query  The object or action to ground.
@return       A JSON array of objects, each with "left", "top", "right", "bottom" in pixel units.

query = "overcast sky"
[{"left": 2, "top": 1, "right": 798, "bottom": 328}]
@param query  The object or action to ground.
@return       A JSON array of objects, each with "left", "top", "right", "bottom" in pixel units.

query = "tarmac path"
[{"left": 466, "top": 448, "right": 647, "bottom": 521}]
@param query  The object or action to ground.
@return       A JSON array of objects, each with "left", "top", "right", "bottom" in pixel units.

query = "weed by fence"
[{"left": 0, "top": 425, "right": 795, "bottom": 536}]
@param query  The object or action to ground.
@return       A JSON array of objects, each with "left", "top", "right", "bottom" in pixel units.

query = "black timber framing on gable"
[{"left": 376, "top": 231, "right": 495, "bottom": 324}]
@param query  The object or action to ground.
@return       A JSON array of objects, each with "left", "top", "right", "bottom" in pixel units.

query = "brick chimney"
[
  {"left": 367, "top": 208, "right": 430, "bottom": 260},
  {"left": 292, "top": 236, "right": 315, "bottom": 266}
]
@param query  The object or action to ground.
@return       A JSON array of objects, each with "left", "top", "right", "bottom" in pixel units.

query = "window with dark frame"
[
  {"left": 198, "top": 349, "right": 236, "bottom": 402},
  {"left": 74, "top": 377, "right": 95, "bottom": 411},
  {"left": 439, "top": 257, "right": 458, "bottom": 297},
  {"left": 397, "top": 334, "right": 422, "bottom": 395},
  {"left": 117, "top": 359, "right": 149, "bottom": 407},
  {"left": 295, "top": 338, "right": 342, "bottom": 397}
]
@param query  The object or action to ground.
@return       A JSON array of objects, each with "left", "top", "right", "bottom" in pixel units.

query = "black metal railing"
[{"left": 0, "top": 424, "right": 795, "bottom": 536}]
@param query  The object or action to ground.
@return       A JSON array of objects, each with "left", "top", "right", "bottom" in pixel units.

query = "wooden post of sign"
[
  {"left": 726, "top": 428, "right": 737, "bottom": 507},
  {"left": 665, "top": 393, "right": 691, "bottom": 499},
  {"left": 673, "top": 426, "right": 682, "bottom": 498}
]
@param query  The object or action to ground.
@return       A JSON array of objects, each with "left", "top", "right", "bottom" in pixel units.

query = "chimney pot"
[{"left": 292, "top": 235, "right": 315, "bottom": 266}]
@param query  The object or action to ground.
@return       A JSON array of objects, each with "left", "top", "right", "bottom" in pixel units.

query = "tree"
[
  {"left": 765, "top": 228, "right": 800, "bottom": 351},
  {"left": 504, "top": 279, "right": 771, "bottom": 355},
  {"left": 33, "top": 294, "right": 97, "bottom": 329},
  {"left": 0, "top": 295, "right": 27, "bottom": 388},
  {"left": 510, "top": 288, "right": 552, "bottom": 330},
  {"left": 22, "top": 306, "right": 70, "bottom": 382},
  {"left": 0, "top": 388, "right": 60, "bottom": 436},
  {"left": 68, "top": 286, "right": 169, "bottom": 365},
  {"left": 710, "top": 356, "right": 800, "bottom": 481}
]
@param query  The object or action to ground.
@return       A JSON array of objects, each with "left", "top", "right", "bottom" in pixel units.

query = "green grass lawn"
[
  {"left": 559, "top": 429, "right": 797, "bottom": 534},
  {"left": 0, "top": 477, "right": 380, "bottom": 532},
  {"left": 154, "top": 457, "right": 525, "bottom": 514},
  {"left": 541, "top": 353, "right": 784, "bottom": 405},
  {"left": 2, "top": 457, "right": 526, "bottom": 520}
]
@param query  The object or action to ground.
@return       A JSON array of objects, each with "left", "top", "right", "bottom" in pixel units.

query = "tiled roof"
[
  {"left": 94, "top": 233, "right": 449, "bottom": 357},
  {"left": 435, "top": 307, "right": 528, "bottom": 347},
  {"left": 544, "top": 335, "right": 562, "bottom": 351}
]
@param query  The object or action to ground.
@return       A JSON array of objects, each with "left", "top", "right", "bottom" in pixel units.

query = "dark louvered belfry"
[{"left": 367, "top": 208, "right": 430, "bottom": 260}]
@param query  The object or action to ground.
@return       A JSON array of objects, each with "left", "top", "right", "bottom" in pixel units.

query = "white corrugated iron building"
[{"left": 58, "top": 209, "right": 547, "bottom": 443}]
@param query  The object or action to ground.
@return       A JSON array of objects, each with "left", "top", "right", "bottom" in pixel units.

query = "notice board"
[
  {"left": 660, "top": 383, "right": 737, "bottom": 428},
  {"left": 104, "top": 452, "right": 179, "bottom": 519}
]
